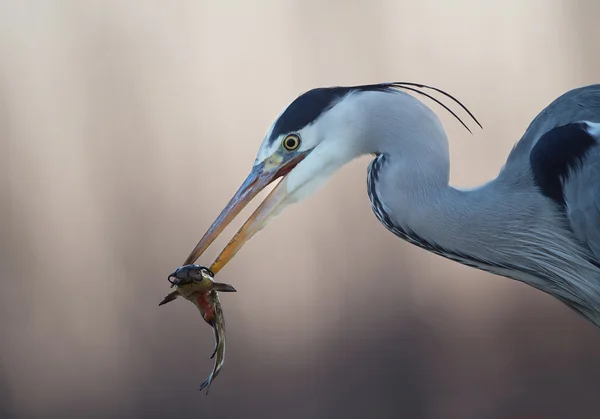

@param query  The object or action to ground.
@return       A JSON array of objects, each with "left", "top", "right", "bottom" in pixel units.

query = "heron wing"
[
  {"left": 518, "top": 85, "right": 600, "bottom": 263},
  {"left": 564, "top": 146, "right": 600, "bottom": 262},
  {"left": 529, "top": 120, "right": 600, "bottom": 262}
]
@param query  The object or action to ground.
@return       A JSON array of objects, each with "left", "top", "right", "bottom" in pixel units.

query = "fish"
[{"left": 159, "top": 264, "right": 236, "bottom": 394}]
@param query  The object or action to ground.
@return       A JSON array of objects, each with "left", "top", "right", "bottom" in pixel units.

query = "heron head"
[
  {"left": 183, "top": 82, "right": 479, "bottom": 273},
  {"left": 184, "top": 86, "right": 370, "bottom": 272}
]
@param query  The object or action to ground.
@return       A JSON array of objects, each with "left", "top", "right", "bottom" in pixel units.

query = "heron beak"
[
  {"left": 209, "top": 172, "right": 293, "bottom": 274},
  {"left": 183, "top": 151, "right": 307, "bottom": 271}
]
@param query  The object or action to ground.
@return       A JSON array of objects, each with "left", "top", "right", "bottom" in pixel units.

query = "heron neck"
[
  {"left": 370, "top": 147, "right": 600, "bottom": 326},
  {"left": 370, "top": 148, "right": 538, "bottom": 267}
]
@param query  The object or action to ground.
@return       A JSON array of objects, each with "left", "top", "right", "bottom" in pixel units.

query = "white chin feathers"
[{"left": 284, "top": 141, "right": 354, "bottom": 204}]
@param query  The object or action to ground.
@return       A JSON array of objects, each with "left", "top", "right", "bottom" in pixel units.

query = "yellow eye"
[{"left": 282, "top": 134, "right": 301, "bottom": 151}]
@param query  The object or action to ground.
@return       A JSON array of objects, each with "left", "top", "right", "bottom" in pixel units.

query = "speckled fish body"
[
  {"left": 159, "top": 264, "right": 235, "bottom": 394},
  {"left": 196, "top": 289, "right": 227, "bottom": 393}
]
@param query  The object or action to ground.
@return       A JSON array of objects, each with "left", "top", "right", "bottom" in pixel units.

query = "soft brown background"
[{"left": 1, "top": 1, "right": 600, "bottom": 418}]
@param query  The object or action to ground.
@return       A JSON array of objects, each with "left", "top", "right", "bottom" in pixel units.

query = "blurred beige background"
[{"left": 1, "top": 1, "right": 600, "bottom": 418}]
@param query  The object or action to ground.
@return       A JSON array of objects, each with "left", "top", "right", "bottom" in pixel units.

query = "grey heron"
[{"left": 182, "top": 82, "right": 600, "bottom": 328}]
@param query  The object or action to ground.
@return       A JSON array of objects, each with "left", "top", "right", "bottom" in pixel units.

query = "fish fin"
[
  {"left": 158, "top": 290, "right": 180, "bottom": 306},
  {"left": 213, "top": 282, "right": 236, "bottom": 292}
]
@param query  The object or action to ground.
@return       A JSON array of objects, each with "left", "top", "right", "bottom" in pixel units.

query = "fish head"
[
  {"left": 168, "top": 264, "right": 215, "bottom": 288},
  {"left": 160, "top": 264, "right": 236, "bottom": 306}
]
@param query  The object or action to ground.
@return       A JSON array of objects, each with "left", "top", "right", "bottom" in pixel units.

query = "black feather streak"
[
  {"left": 367, "top": 154, "right": 568, "bottom": 286},
  {"left": 367, "top": 155, "right": 507, "bottom": 270},
  {"left": 530, "top": 122, "right": 598, "bottom": 207}
]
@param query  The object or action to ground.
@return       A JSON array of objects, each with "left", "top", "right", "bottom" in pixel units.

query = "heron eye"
[{"left": 282, "top": 134, "right": 301, "bottom": 151}]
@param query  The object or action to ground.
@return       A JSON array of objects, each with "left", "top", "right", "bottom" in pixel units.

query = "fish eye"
[{"left": 282, "top": 134, "right": 301, "bottom": 151}]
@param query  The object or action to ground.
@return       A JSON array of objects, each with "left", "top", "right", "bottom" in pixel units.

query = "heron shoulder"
[
  {"left": 529, "top": 121, "right": 599, "bottom": 207},
  {"left": 504, "top": 84, "right": 600, "bottom": 170}
]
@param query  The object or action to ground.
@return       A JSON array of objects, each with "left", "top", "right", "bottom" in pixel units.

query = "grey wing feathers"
[
  {"left": 507, "top": 84, "right": 600, "bottom": 263},
  {"left": 565, "top": 148, "right": 600, "bottom": 262}
]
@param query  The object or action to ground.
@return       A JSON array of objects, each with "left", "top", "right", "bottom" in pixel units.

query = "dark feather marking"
[
  {"left": 530, "top": 122, "right": 598, "bottom": 207},
  {"left": 269, "top": 87, "right": 356, "bottom": 142},
  {"left": 268, "top": 82, "right": 481, "bottom": 145}
]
